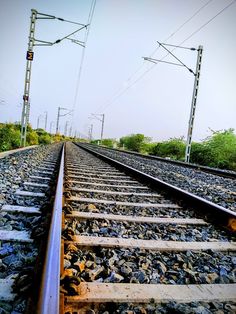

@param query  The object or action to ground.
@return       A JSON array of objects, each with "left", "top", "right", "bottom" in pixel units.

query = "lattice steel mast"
[
  {"left": 144, "top": 43, "right": 203, "bottom": 163},
  {"left": 185, "top": 46, "right": 203, "bottom": 162},
  {"left": 20, "top": 9, "right": 87, "bottom": 146},
  {"left": 20, "top": 9, "right": 37, "bottom": 147}
]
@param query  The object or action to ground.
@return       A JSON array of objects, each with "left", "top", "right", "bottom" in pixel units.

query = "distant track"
[
  {"left": 80, "top": 143, "right": 236, "bottom": 179},
  {"left": 76, "top": 143, "right": 236, "bottom": 212}
]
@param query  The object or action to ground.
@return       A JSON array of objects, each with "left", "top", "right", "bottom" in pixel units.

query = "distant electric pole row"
[
  {"left": 35, "top": 106, "right": 77, "bottom": 138},
  {"left": 89, "top": 113, "right": 105, "bottom": 144},
  {"left": 20, "top": 9, "right": 88, "bottom": 146}
]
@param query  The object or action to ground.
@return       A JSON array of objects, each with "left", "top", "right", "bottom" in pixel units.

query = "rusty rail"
[{"left": 37, "top": 144, "right": 64, "bottom": 314}]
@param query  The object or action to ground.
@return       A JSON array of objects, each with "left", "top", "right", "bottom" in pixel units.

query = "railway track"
[
  {"left": 77, "top": 143, "right": 236, "bottom": 211},
  {"left": 79, "top": 143, "right": 236, "bottom": 179},
  {"left": 1, "top": 142, "right": 236, "bottom": 313},
  {"left": 0, "top": 144, "right": 62, "bottom": 313},
  {"left": 60, "top": 143, "right": 236, "bottom": 314}
]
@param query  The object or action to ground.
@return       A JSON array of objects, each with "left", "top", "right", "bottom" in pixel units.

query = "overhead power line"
[
  {"left": 95, "top": 0, "right": 235, "bottom": 114},
  {"left": 72, "top": 0, "right": 97, "bottom": 114}
]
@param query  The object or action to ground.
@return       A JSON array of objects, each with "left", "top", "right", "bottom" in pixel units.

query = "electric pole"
[
  {"left": 20, "top": 9, "right": 88, "bottom": 146},
  {"left": 56, "top": 107, "right": 60, "bottom": 134},
  {"left": 69, "top": 126, "right": 72, "bottom": 137},
  {"left": 101, "top": 114, "right": 105, "bottom": 144},
  {"left": 37, "top": 115, "right": 42, "bottom": 129},
  {"left": 185, "top": 46, "right": 203, "bottom": 163},
  {"left": 44, "top": 111, "right": 48, "bottom": 131},
  {"left": 90, "top": 113, "right": 105, "bottom": 144},
  {"left": 56, "top": 107, "right": 73, "bottom": 134},
  {"left": 20, "top": 9, "right": 37, "bottom": 147},
  {"left": 88, "top": 124, "right": 93, "bottom": 141},
  {"left": 64, "top": 121, "right": 69, "bottom": 136},
  {"left": 50, "top": 121, "right": 54, "bottom": 134},
  {"left": 144, "top": 42, "right": 203, "bottom": 163}
]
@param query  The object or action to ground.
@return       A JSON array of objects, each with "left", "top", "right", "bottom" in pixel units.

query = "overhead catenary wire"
[
  {"left": 71, "top": 0, "right": 97, "bottom": 120},
  {"left": 94, "top": 0, "right": 214, "bottom": 113},
  {"left": 95, "top": 0, "right": 235, "bottom": 114},
  {"left": 96, "top": 0, "right": 215, "bottom": 113}
]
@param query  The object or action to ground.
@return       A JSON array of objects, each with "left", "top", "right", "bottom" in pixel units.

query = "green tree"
[{"left": 120, "top": 134, "right": 151, "bottom": 152}]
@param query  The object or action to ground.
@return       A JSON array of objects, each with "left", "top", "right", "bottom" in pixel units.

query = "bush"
[
  {"left": 120, "top": 134, "right": 151, "bottom": 152},
  {"left": 151, "top": 138, "right": 185, "bottom": 160},
  {"left": 38, "top": 133, "right": 51, "bottom": 144},
  {"left": 204, "top": 129, "right": 236, "bottom": 170},
  {"left": 190, "top": 143, "right": 214, "bottom": 166},
  {"left": 0, "top": 124, "right": 21, "bottom": 151},
  {"left": 101, "top": 139, "right": 117, "bottom": 148},
  {"left": 26, "top": 130, "right": 39, "bottom": 145}
]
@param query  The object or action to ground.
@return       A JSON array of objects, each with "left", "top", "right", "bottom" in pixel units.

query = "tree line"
[
  {"left": 92, "top": 129, "right": 236, "bottom": 171},
  {"left": 1, "top": 123, "right": 235, "bottom": 171},
  {"left": 0, "top": 123, "right": 75, "bottom": 151}
]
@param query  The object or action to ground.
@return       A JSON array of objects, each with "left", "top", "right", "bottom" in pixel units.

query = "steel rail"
[
  {"left": 75, "top": 143, "right": 236, "bottom": 231},
  {"left": 79, "top": 143, "right": 236, "bottom": 179},
  {"left": 37, "top": 144, "right": 64, "bottom": 314}
]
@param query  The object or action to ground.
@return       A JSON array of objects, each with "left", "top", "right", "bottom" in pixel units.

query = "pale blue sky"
[{"left": 0, "top": 0, "right": 235, "bottom": 141}]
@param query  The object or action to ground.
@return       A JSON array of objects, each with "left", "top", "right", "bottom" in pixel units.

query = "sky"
[{"left": 0, "top": 0, "right": 235, "bottom": 141}]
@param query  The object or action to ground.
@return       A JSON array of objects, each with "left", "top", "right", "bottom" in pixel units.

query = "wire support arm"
[
  {"left": 157, "top": 41, "right": 195, "bottom": 75},
  {"left": 34, "top": 39, "right": 54, "bottom": 46},
  {"left": 143, "top": 57, "right": 184, "bottom": 67},
  {"left": 159, "top": 43, "right": 197, "bottom": 51},
  {"left": 53, "top": 25, "right": 89, "bottom": 44},
  {"left": 36, "top": 11, "right": 87, "bottom": 26}
]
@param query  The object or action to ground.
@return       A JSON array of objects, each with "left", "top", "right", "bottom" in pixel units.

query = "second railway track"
[{"left": 1, "top": 142, "right": 236, "bottom": 314}]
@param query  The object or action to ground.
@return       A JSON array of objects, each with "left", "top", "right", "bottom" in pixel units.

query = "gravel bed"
[
  {"left": 70, "top": 183, "right": 148, "bottom": 191},
  {"left": 83, "top": 301, "right": 236, "bottom": 314},
  {"left": 0, "top": 242, "right": 37, "bottom": 278},
  {"left": 71, "top": 191, "right": 164, "bottom": 203},
  {"left": 69, "top": 202, "right": 197, "bottom": 218},
  {"left": 62, "top": 246, "right": 236, "bottom": 286},
  {"left": 71, "top": 186, "right": 156, "bottom": 194},
  {"left": 69, "top": 177, "right": 139, "bottom": 185},
  {"left": 65, "top": 219, "right": 235, "bottom": 242},
  {"left": 82, "top": 145, "right": 236, "bottom": 211},
  {"left": 0, "top": 144, "right": 61, "bottom": 207}
]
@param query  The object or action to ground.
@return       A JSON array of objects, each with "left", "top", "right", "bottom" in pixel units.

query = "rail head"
[{"left": 37, "top": 144, "right": 64, "bottom": 314}]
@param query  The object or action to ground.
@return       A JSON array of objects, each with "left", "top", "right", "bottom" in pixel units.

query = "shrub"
[
  {"left": 120, "top": 134, "right": 151, "bottom": 152},
  {"left": 152, "top": 138, "right": 185, "bottom": 160}
]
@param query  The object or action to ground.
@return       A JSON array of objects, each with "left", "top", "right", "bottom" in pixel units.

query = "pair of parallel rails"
[{"left": 0, "top": 142, "right": 236, "bottom": 313}]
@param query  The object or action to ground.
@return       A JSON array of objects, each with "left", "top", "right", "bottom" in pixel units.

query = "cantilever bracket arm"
[
  {"left": 34, "top": 39, "right": 54, "bottom": 46},
  {"left": 157, "top": 41, "right": 196, "bottom": 75},
  {"left": 53, "top": 24, "right": 89, "bottom": 45},
  {"left": 143, "top": 57, "right": 184, "bottom": 67},
  {"left": 66, "top": 38, "right": 85, "bottom": 47}
]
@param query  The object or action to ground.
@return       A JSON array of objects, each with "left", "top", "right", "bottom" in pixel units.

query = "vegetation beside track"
[
  {"left": 91, "top": 129, "right": 236, "bottom": 171},
  {"left": 1, "top": 122, "right": 235, "bottom": 170},
  {"left": 0, "top": 123, "right": 83, "bottom": 152}
]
